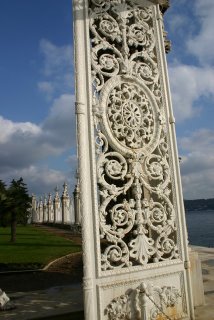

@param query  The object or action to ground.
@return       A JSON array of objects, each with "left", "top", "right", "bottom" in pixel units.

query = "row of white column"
[{"left": 31, "top": 182, "right": 81, "bottom": 226}]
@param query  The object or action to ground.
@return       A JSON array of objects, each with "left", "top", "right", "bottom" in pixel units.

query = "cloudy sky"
[{"left": 0, "top": 0, "right": 213, "bottom": 200}]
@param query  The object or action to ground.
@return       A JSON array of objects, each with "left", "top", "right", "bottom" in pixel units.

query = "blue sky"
[{"left": 0, "top": 0, "right": 213, "bottom": 200}]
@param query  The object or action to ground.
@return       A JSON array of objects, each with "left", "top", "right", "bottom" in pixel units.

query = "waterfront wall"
[{"left": 31, "top": 182, "right": 81, "bottom": 226}]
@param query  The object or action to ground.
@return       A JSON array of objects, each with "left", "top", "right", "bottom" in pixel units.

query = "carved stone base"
[{"left": 97, "top": 272, "right": 189, "bottom": 320}]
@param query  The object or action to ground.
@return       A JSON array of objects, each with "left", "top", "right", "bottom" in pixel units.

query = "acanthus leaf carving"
[{"left": 89, "top": 0, "right": 179, "bottom": 271}]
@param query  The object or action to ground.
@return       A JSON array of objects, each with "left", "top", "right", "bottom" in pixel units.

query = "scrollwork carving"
[{"left": 89, "top": 0, "right": 179, "bottom": 271}]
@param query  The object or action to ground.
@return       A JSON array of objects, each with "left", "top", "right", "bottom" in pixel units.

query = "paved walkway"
[
  {"left": 0, "top": 283, "right": 83, "bottom": 320},
  {"left": 192, "top": 246, "right": 214, "bottom": 320}
]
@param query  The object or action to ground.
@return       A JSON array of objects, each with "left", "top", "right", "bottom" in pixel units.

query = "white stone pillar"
[
  {"left": 53, "top": 187, "right": 60, "bottom": 224},
  {"left": 38, "top": 197, "right": 43, "bottom": 223},
  {"left": 61, "top": 183, "right": 70, "bottom": 224},
  {"left": 47, "top": 193, "right": 54, "bottom": 223},
  {"left": 65, "top": 196, "right": 73, "bottom": 225},
  {"left": 43, "top": 195, "right": 47, "bottom": 223},
  {"left": 31, "top": 194, "right": 37, "bottom": 223},
  {"left": 73, "top": 1, "right": 97, "bottom": 318},
  {"left": 69, "top": 197, "right": 76, "bottom": 224}
]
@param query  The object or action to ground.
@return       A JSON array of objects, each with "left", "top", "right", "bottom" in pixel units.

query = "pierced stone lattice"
[{"left": 90, "top": 0, "right": 179, "bottom": 271}]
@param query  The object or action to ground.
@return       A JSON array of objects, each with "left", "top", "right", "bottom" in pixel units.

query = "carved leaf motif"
[
  {"left": 129, "top": 233, "right": 155, "bottom": 265},
  {"left": 89, "top": 0, "right": 179, "bottom": 271}
]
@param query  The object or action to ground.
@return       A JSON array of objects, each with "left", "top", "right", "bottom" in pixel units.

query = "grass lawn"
[{"left": 0, "top": 225, "right": 81, "bottom": 270}]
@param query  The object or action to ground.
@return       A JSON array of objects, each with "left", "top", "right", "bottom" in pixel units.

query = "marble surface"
[{"left": 192, "top": 246, "right": 214, "bottom": 320}]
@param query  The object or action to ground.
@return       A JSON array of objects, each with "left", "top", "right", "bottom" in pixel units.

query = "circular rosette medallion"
[{"left": 100, "top": 76, "right": 161, "bottom": 156}]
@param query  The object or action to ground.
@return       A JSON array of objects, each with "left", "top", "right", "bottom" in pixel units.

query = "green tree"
[
  {"left": 6, "top": 178, "right": 31, "bottom": 242},
  {"left": 0, "top": 180, "right": 7, "bottom": 226}
]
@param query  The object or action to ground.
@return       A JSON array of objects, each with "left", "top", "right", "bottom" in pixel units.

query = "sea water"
[{"left": 185, "top": 210, "right": 214, "bottom": 248}]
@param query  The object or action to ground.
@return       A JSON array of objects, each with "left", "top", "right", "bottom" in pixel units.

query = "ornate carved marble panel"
[
  {"left": 90, "top": 0, "right": 178, "bottom": 272},
  {"left": 73, "top": 0, "right": 195, "bottom": 319}
]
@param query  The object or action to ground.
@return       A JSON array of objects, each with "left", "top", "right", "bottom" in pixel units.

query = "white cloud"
[
  {"left": 0, "top": 94, "right": 76, "bottom": 173},
  {"left": 0, "top": 116, "right": 41, "bottom": 143},
  {"left": 66, "top": 154, "right": 77, "bottom": 166},
  {"left": 38, "top": 39, "right": 74, "bottom": 99},
  {"left": 169, "top": 64, "right": 214, "bottom": 122},
  {"left": 41, "top": 94, "right": 76, "bottom": 147},
  {"left": 166, "top": 1, "right": 214, "bottom": 123},
  {"left": 37, "top": 81, "right": 54, "bottom": 99},
  {"left": 0, "top": 165, "right": 76, "bottom": 197},
  {"left": 179, "top": 129, "right": 214, "bottom": 199},
  {"left": 39, "top": 39, "right": 73, "bottom": 76},
  {"left": 165, "top": 1, "right": 214, "bottom": 198},
  {"left": 187, "top": 0, "right": 214, "bottom": 65},
  {"left": 166, "top": 13, "right": 189, "bottom": 34},
  {"left": 179, "top": 129, "right": 214, "bottom": 153},
  {"left": 0, "top": 38, "right": 76, "bottom": 196},
  {"left": 0, "top": 95, "right": 77, "bottom": 195}
]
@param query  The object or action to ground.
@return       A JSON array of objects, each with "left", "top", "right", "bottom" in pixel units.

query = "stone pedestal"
[{"left": 189, "top": 248, "right": 205, "bottom": 307}]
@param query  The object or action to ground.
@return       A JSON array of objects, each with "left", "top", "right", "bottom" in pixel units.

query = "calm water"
[{"left": 185, "top": 210, "right": 214, "bottom": 248}]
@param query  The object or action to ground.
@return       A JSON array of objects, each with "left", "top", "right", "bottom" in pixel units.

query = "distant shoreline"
[
  {"left": 184, "top": 198, "right": 214, "bottom": 212},
  {"left": 186, "top": 208, "right": 214, "bottom": 212}
]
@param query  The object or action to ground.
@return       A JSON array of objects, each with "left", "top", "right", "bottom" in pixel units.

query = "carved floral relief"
[
  {"left": 89, "top": 0, "right": 179, "bottom": 271},
  {"left": 105, "top": 282, "right": 181, "bottom": 320}
]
